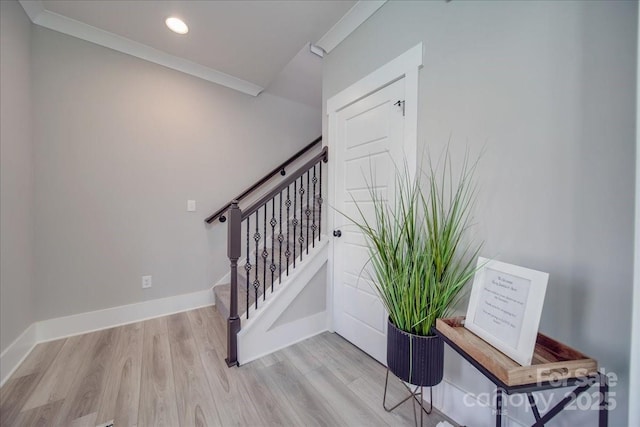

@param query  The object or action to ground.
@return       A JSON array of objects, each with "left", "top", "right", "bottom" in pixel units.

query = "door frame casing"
[
  {"left": 325, "top": 43, "right": 423, "bottom": 332},
  {"left": 630, "top": 6, "right": 640, "bottom": 424}
]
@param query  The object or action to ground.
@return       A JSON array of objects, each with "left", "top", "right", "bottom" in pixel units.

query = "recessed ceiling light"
[{"left": 166, "top": 17, "right": 188, "bottom": 35}]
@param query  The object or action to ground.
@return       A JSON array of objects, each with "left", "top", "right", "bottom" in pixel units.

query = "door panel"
[
  {"left": 343, "top": 285, "right": 386, "bottom": 332},
  {"left": 344, "top": 151, "right": 393, "bottom": 191},
  {"left": 343, "top": 105, "right": 390, "bottom": 149},
  {"left": 332, "top": 79, "right": 405, "bottom": 364}
]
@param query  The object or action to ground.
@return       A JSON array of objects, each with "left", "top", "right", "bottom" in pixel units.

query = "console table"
[{"left": 436, "top": 317, "right": 608, "bottom": 427}]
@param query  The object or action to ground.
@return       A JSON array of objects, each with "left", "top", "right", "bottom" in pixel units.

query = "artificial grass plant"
[{"left": 345, "top": 150, "right": 482, "bottom": 337}]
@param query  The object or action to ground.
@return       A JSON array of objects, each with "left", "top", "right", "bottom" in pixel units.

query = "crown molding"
[
  {"left": 315, "top": 0, "right": 386, "bottom": 54},
  {"left": 18, "top": 0, "right": 263, "bottom": 96}
]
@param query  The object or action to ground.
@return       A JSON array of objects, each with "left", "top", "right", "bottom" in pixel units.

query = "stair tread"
[{"left": 214, "top": 282, "right": 274, "bottom": 319}]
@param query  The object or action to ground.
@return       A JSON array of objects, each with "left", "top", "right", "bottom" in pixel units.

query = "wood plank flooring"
[{"left": 0, "top": 306, "right": 456, "bottom": 427}]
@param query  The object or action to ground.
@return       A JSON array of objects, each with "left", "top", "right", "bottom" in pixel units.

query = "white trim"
[
  {"left": 309, "top": 44, "right": 325, "bottom": 58},
  {"left": 432, "top": 372, "right": 594, "bottom": 426},
  {"left": 239, "top": 311, "right": 328, "bottom": 366},
  {"left": 326, "top": 43, "right": 423, "bottom": 334},
  {"left": 238, "top": 240, "right": 329, "bottom": 364},
  {"left": 433, "top": 379, "right": 527, "bottom": 427},
  {"left": 403, "top": 66, "right": 419, "bottom": 179},
  {"left": 630, "top": 4, "right": 640, "bottom": 424},
  {"left": 0, "top": 324, "right": 37, "bottom": 387},
  {"left": 0, "top": 287, "right": 214, "bottom": 386},
  {"left": 325, "top": 126, "right": 336, "bottom": 334},
  {"left": 240, "top": 239, "right": 328, "bottom": 329},
  {"left": 316, "top": 1, "right": 387, "bottom": 54},
  {"left": 326, "top": 43, "right": 423, "bottom": 115},
  {"left": 17, "top": 1, "right": 263, "bottom": 96},
  {"left": 36, "top": 287, "right": 214, "bottom": 342}
]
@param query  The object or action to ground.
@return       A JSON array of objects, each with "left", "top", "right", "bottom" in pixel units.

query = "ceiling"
[{"left": 20, "top": 1, "right": 388, "bottom": 106}]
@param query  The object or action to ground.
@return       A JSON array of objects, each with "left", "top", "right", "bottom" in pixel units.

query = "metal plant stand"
[{"left": 382, "top": 368, "right": 434, "bottom": 427}]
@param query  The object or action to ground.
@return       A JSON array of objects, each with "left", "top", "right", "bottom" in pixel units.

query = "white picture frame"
[{"left": 465, "top": 257, "right": 549, "bottom": 366}]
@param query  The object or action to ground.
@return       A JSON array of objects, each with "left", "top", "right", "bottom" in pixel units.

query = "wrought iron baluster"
[
  {"left": 270, "top": 198, "right": 276, "bottom": 293},
  {"left": 306, "top": 170, "right": 310, "bottom": 254},
  {"left": 293, "top": 180, "right": 297, "bottom": 268},
  {"left": 245, "top": 216, "right": 250, "bottom": 319},
  {"left": 262, "top": 205, "right": 267, "bottom": 300},
  {"left": 253, "top": 210, "right": 260, "bottom": 309},
  {"left": 285, "top": 186, "right": 291, "bottom": 276},
  {"left": 312, "top": 164, "right": 317, "bottom": 247},
  {"left": 216, "top": 144, "right": 327, "bottom": 370},
  {"left": 299, "top": 175, "right": 304, "bottom": 260},
  {"left": 278, "top": 191, "right": 283, "bottom": 284},
  {"left": 318, "top": 161, "right": 323, "bottom": 240}
]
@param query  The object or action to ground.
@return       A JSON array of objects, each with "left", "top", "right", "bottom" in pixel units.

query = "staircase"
[
  {"left": 214, "top": 203, "right": 322, "bottom": 321},
  {"left": 205, "top": 137, "right": 329, "bottom": 366}
]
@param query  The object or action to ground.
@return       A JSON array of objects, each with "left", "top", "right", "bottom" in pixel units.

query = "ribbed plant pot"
[{"left": 386, "top": 318, "right": 444, "bottom": 387}]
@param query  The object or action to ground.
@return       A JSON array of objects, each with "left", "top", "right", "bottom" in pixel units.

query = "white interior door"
[{"left": 332, "top": 78, "right": 405, "bottom": 364}]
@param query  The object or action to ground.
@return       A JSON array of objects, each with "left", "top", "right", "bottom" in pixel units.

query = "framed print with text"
[{"left": 465, "top": 257, "right": 549, "bottom": 366}]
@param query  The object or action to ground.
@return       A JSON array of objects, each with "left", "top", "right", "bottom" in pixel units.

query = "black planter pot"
[{"left": 386, "top": 318, "right": 444, "bottom": 387}]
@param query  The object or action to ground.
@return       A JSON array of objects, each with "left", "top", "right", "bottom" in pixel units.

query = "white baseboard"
[
  {"left": 429, "top": 374, "right": 597, "bottom": 426},
  {"left": 0, "top": 283, "right": 601, "bottom": 427},
  {"left": 430, "top": 379, "right": 525, "bottom": 427},
  {"left": 0, "top": 287, "right": 214, "bottom": 386},
  {"left": 36, "top": 287, "right": 214, "bottom": 343},
  {"left": 0, "top": 323, "right": 37, "bottom": 387}
]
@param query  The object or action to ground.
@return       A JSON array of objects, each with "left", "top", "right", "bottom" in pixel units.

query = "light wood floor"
[{"left": 0, "top": 306, "right": 455, "bottom": 427}]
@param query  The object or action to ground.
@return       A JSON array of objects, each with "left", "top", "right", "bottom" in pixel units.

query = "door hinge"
[{"left": 394, "top": 100, "right": 405, "bottom": 116}]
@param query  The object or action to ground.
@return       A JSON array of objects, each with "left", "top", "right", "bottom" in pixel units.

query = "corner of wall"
[
  {"left": 1, "top": 286, "right": 215, "bottom": 386},
  {"left": 0, "top": 0, "right": 36, "bottom": 356},
  {"left": 0, "top": 324, "right": 37, "bottom": 387}
]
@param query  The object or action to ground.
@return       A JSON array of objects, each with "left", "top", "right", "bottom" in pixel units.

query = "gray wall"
[
  {"left": 323, "top": 1, "right": 636, "bottom": 425},
  {"left": 270, "top": 263, "right": 327, "bottom": 330},
  {"left": 31, "top": 27, "right": 321, "bottom": 321},
  {"left": 1, "top": 0, "right": 35, "bottom": 353}
]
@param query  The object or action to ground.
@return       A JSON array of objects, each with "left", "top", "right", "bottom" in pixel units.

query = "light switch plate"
[
  {"left": 187, "top": 200, "right": 196, "bottom": 212},
  {"left": 142, "top": 275, "right": 152, "bottom": 289}
]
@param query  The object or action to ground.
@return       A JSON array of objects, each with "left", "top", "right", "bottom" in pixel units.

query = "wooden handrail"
[
  {"left": 241, "top": 146, "right": 328, "bottom": 220},
  {"left": 205, "top": 136, "right": 322, "bottom": 224}
]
